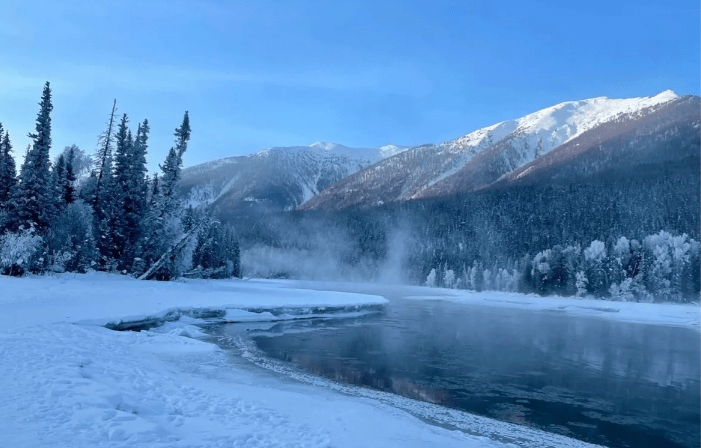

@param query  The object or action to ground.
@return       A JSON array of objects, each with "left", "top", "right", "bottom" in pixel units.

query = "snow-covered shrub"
[
  {"left": 584, "top": 240, "right": 607, "bottom": 296},
  {"left": 482, "top": 268, "right": 492, "bottom": 291},
  {"left": 47, "top": 200, "right": 98, "bottom": 273},
  {"left": 468, "top": 261, "right": 483, "bottom": 291},
  {"left": 575, "top": 271, "right": 588, "bottom": 297},
  {"left": 1, "top": 228, "right": 43, "bottom": 276},
  {"left": 531, "top": 249, "right": 551, "bottom": 294},
  {"left": 425, "top": 268, "right": 437, "bottom": 287},
  {"left": 643, "top": 231, "right": 675, "bottom": 301},
  {"left": 642, "top": 231, "right": 699, "bottom": 302},
  {"left": 584, "top": 240, "right": 606, "bottom": 262},
  {"left": 609, "top": 278, "right": 635, "bottom": 301},
  {"left": 443, "top": 268, "right": 455, "bottom": 288},
  {"left": 495, "top": 268, "right": 518, "bottom": 292},
  {"left": 609, "top": 237, "right": 631, "bottom": 287}
]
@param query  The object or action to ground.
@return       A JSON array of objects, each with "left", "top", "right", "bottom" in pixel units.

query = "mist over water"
[{"left": 241, "top": 220, "right": 414, "bottom": 283}]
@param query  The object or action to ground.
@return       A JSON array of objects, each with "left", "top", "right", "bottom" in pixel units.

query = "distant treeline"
[{"left": 0, "top": 82, "right": 240, "bottom": 279}]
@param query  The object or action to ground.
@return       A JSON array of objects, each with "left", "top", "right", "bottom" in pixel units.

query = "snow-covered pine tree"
[
  {"left": 131, "top": 119, "right": 150, "bottom": 203},
  {"left": 0, "top": 127, "right": 17, "bottom": 211},
  {"left": 116, "top": 119, "right": 150, "bottom": 271},
  {"left": 92, "top": 100, "right": 118, "bottom": 269},
  {"left": 93, "top": 100, "right": 117, "bottom": 214},
  {"left": 51, "top": 153, "right": 67, "bottom": 214},
  {"left": 189, "top": 214, "right": 241, "bottom": 279},
  {"left": 108, "top": 114, "right": 133, "bottom": 266},
  {"left": 583, "top": 240, "right": 608, "bottom": 297},
  {"left": 138, "top": 112, "right": 195, "bottom": 280},
  {"left": 48, "top": 200, "right": 98, "bottom": 273},
  {"left": 104, "top": 115, "right": 150, "bottom": 272},
  {"left": 0, "top": 128, "right": 17, "bottom": 232},
  {"left": 159, "top": 111, "right": 190, "bottom": 215},
  {"left": 63, "top": 145, "right": 77, "bottom": 205},
  {"left": 13, "top": 82, "right": 54, "bottom": 232}
]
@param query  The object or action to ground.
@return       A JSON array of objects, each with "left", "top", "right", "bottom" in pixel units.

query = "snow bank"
[
  {"left": 405, "top": 289, "right": 700, "bottom": 330},
  {"left": 259, "top": 279, "right": 699, "bottom": 331},
  {"left": 0, "top": 272, "right": 387, "bottom": 331}
]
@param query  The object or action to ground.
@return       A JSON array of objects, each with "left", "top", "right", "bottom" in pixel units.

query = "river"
[{"left": 204, "top": 288, "right": 699, "bottom": 448}]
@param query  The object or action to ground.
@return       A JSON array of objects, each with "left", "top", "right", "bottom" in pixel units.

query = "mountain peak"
[
  {"left": 310, "top": 142, "right": 341, "bottom": 151},
  {"left": 653, "top": 89, "right": 679, "bottom": 101}
]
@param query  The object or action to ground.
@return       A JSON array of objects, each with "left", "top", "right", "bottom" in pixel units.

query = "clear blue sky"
[{"left": 0, "top": 0, "right": 698, "bottom": 170}]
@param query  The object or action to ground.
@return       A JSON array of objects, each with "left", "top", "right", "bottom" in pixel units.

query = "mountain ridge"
[
  {"left": 179, "top": 142, "right": 409, "bottom": 214},
  {"left": 300, "top": 90, "right": 693, "bottom": 210}
]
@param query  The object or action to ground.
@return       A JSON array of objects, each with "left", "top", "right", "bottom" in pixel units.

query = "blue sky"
[{"left": 0, "top": 0, "right": 698, "bottom": 170}]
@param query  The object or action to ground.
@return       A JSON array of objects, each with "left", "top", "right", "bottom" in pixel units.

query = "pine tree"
[
  {"left": 137, "top": 112, "right": 195, "bottom": 280},
  {"left": 13, "top": 82, "right": 54, "bottom": 231},
  {"left": 92, "top": 100, "right": 118, "bottom": 268},
  {"left": 160, "top": 111, "right": 190, "bottom": 214},
  {"left": 131, "top": 119, "right": 150, "bottom": 205},
  {"left": 51, "top": 153, "right": 67, "bottom": 213},
  {"left": 93, "top": 99, "right": 117, "bottom": 219},
  {"left": 63, "top": 145, "right": 77, "bottom": 205},
  {"left": 109, "top": 114, "right": 151, "bottom": 270},
  {"left": 0, "top": 128, "right": 17, "bottom": 210},
  {"left": 108, "top": 114, "right": 132, "bottom": 264}
]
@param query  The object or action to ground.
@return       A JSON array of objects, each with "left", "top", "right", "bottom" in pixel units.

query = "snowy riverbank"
[
  {"left": 0, "top": 273, "right": 499, "bottom": 448},
  {"left": 406, "top": 289, "right": 700, "bottom": 331},
  {"left": 0, "top": 273, "right": 635, "bottom": 447},
  {"left": 262, "top": 279, "right": 700, "bottom": 331}
]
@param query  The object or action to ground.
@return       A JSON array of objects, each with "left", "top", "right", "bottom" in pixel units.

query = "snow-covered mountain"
[
  {"left": 300, "top": 90, "right": 691, "bottom": 210},
  {"left": 179, "top": 142, "right": 408, "bottom": 216},
  {"left": 496, "top": 94, "right": 700, "bottom": 187}
]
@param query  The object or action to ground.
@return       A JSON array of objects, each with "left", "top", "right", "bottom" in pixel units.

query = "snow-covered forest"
[
  {"left": 239, "top": 207, "right": 700, "bottom": 303},
  {"left": 233, "top": 149, "right": 700, "bottom": 303},
  {"left": 0, "top": 82, "right": 240, "bottom": 280}
]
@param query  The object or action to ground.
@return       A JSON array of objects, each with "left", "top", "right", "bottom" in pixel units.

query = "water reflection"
[{"left": 219, "top": 299, "right": 700, "bottom": 448}]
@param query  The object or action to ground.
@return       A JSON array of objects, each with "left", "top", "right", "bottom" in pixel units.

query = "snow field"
[{"left": 0, "top": 273, "right": 513, "bottom": 447}]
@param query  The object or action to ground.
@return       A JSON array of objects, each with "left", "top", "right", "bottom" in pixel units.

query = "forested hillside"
[{"left": 235, "top": 119, "right": 700, "bottom": 302}]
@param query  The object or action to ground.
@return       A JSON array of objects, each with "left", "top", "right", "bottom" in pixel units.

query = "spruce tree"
[
  {"left": 52, "top": 153, "right": 67, "bottom": 213},
  {"left": 0, "top": 128, "right": 17, "bottom": 210},
  {"left": 119, "top": 120, "right": 150, "bottom": 270},
  {"left": 63, "top": 145, "right": 77, "bottom": 205},
  {"left": 109, "top": 114, "right": 131, "bottom": 262},
  {"left": 138, "top": 112, "right": 194, "bottom": 280},
  {"left": 93, "top": 100, "right": 118, "bottom": 268},
  {"left": 130, "top": 119, "right": 150, "bottom": 217},
  {"left": 14, "top": 82, "right": 54, "bottom": 231},
  {"left": 93, "top": 100, "right": 117, "bottom": 218},
  {"left": 110, "top": 114, "right": 149, "bottom": 269},
  {"left": 160, "top": 111, "right": 190, "bottom": 214}
]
